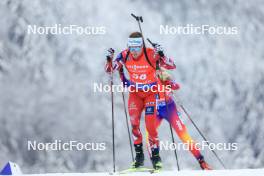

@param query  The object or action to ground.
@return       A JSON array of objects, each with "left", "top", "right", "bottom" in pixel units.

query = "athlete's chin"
[
  {"left": 132, "top": 53, "right": 141, "bottom": 59},
  {"left": 132, "top": 56, "right": 140, "bottom": 60}
]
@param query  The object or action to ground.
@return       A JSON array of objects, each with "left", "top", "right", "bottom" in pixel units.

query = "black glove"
[
  {"left": 106, "top": 48, "right": 115, "bottom": 62},
  {"left": 154, "top": 44, "right": 164, "bottom": 57}
]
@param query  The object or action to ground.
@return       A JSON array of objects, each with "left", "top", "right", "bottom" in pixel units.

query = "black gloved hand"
[
  {"left": 106, "top": 48, "right": 115, "bottom": 62},
  {"left": 154, "top": 44, "right": 164, "bottom": 57}
]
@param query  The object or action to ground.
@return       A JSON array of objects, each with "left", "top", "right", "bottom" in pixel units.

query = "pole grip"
[
  {"left": 131, "top": 13, "right": 137, "bottom": 19},
  {"left": 131, "top": 13, "right": 143, "bottom": 22}
]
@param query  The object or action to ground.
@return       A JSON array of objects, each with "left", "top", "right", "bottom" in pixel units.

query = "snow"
[{"left": 19, "top": 169, "right": 264, "bottom": 176}]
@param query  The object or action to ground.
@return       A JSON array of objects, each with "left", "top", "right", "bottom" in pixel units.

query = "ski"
[
  {"left": 118, "top": 167, "right": 155, "bottom": 174},
  {"left": 149, "top": 169, "right": 161, "bottom": 174}
]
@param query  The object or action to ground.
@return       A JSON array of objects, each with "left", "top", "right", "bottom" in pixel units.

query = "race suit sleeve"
[
  {"left": 164, "top": 80, "right": 180, "bottom": 90},
  {"left": 105, "top": 50, "right": 129, "bottom": 73},
  {"left": 160, "top": 56, "right": 176, "bottom": 70},
  {"left": 113, "top": 50, "right": 131, "bottom": 87},
  {"left": 119, "top": 67, "right": 131, "bottom": 87}
]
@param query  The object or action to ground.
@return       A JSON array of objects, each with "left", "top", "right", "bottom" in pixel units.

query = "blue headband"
[{"left": 127, "top": 37, "right": 143, "bottom": 47}]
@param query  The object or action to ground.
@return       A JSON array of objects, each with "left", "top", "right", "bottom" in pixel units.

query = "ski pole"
[
  {"left": 121, "top": 90, "right": 135, "bottom": 162},
  {"left": 131, "top": 14, "right": 144, "bottom": 38},
  {"left": 158, "top": 60, "right": 180, "bottom": 171},
  {"left": 146, "top": 37, "right": 180, "bottom": 171},
  {"left": 172, "top": 93, "right": 226, "bottom": 169},
  {"left": 179, "top": 103, "right": 227, "bottom": 169},
  {"left": 111, "top": 72, "right": 116, "bottom": 173},
  {"left": 163, "top": 92, "right": 180, "bottom": 171},
  {"left": 107, "top": 57, "right": 116, "bottom": 173},
  {"left": 131, "top": 14, "right": 148, "bottom": 49},
  {"left": 131, "top": 14, "right": 155, "bottom": 69}
]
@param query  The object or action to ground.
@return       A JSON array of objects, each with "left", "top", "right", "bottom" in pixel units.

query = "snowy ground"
[{"left": 21, "top": 169, "right": 264, "bottom": 176}]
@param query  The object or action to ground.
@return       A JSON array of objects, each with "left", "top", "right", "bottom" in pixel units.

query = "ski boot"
[
  {"left": 131, "top": 143, "right": 144, "bottom": 168},
  {"left": 198, "top": 156, "right": 212, "bottom": 170},
  {"left": 151, "top": 148, "right": 162, "bottom": 170}
]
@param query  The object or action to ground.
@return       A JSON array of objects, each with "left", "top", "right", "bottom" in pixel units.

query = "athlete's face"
[{"left": 130, "top": 46, "right": 143, "bottom": 59}]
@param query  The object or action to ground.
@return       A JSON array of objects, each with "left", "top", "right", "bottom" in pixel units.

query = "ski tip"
[
  {"left": 118, "top": 167, "right": 155, "bottom": 174},
  {"left": 150, "top": 169, "right": 161, "bottom": 174}
]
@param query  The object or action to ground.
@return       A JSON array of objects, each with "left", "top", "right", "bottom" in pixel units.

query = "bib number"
[{"left": 132, "top": 74, "right": 147, "bottom": 80}]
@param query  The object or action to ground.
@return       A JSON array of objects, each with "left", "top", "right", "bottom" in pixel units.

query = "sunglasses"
[{"left": 129, "top": 46, "right": 142, "bottom": 52}]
